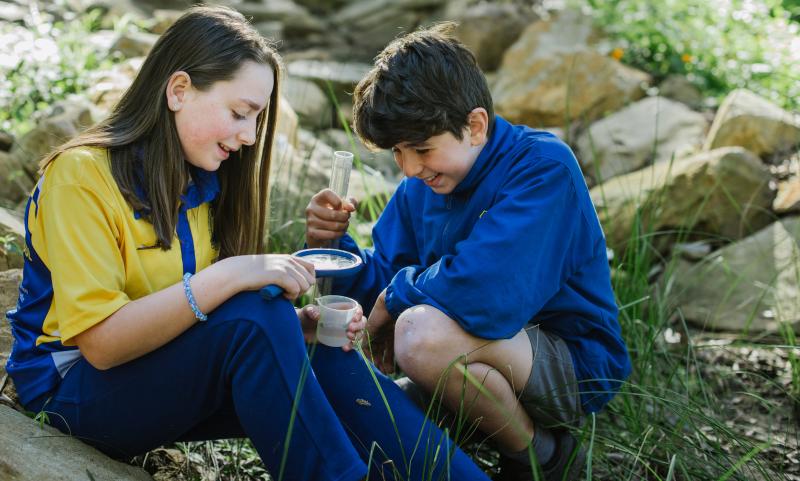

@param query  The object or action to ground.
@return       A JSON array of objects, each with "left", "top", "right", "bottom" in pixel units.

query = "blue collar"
[
  {"left": 132, "top": 144, "right": 220, "bottom": 218},
  {"left": 180, "top": 167, "right": 220, "bottom": 212},
  {"left": 452, "top": 116, "right": 513, "bottom": 195}
]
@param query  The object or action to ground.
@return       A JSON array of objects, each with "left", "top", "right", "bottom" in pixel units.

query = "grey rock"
[
  {"left": 591, "top": 147, "right": 775, "bottom": 255},
  {"left": 453, "top": 3, "right": 533, "bottom": 71},
  {"left": 669, "top": 216, "right": 800, "bottom": 333},
  {"left": 254, "top": 20, "right": 284, "bottom": 42},
  {"left": 0, "top": 151, "right": 32, "bottom": 205},
  {"left": 0, "top": 268, "right": 21, "bottom": 380},
  {"left": 0, "top": 207, "right": 24, "bottom": 270},
  {"left": 673, "top": 241, "right": 712, "bottom": 261},
  {"left": 148, "top": 9, "right": 183, "bottom": 35},
  {"left": 773, "top": 177, "right": 800, "bottom": 214},
  {"left": 286, "top": 59, "right": 371, "bottom": 103},
  {"left": 0, "top": 405, "right": 153, "bottom": 481},
  {"left": 110, "top": 30, "right": 159, "bottom": 59},
  {"left": 658, "top": 74, "right": 704, "bottom": 110},
  {"left": 577, "top": 96, "right": 708, "bottom": 184},
  {"left": 704, "top": 88, "right": 800, "bottom": 161},
  {"left": 493, "top": 9, "right": 649, "bottom": 128},
  {"left": 234, "top": 0, "right": 324, "bottom": 35},
  {"left": 0, "top": 131, "right": 13, "bottom": 152},
  {"left": 0, "top": 1, "right": 27, "bottom": 22},
  {"left": 283, "top": 76, "right": 332, "bottom": 129},
  {"left": 10, "top": 97, "right": 95, "bottom": 180},
  {"left": 331, "top": 0, "right": 444, "bottom": 59}
]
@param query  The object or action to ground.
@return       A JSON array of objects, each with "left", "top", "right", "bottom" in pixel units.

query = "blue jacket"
[{"left": 335, "top": 116, "right": 631, "bottom": 413}]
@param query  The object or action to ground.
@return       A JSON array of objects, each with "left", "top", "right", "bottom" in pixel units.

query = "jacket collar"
[{"left": 451, "top": 116, "right": 513, "bottom": 195}]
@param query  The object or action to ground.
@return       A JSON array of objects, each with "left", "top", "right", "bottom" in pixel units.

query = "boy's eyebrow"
[{"left": 400, "top": 140, "right": 431, "bottom": 148}]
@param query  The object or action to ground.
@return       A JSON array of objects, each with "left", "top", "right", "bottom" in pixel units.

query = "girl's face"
[{"left": 170, "top": 61, "right": 274, "bottom": 172}]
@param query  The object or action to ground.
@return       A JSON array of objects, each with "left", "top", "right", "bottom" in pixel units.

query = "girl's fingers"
[
  {"left": 303, "top": 304, "right": 319, "bottom": 320},
  {"left": 347, "top": 319, "right": 367, "bottom": 334}
]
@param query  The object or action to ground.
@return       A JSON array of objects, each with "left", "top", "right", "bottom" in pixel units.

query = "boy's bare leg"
[{"left": 393, "top": 304, "right": 535, "bottom": 452}]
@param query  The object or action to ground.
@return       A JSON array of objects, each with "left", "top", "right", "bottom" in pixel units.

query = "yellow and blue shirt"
[{"left": 6, "top": 146, "right": 219, "bottom": 406}]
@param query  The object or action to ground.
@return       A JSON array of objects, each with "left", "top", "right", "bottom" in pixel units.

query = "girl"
[{"left": 4, "top": 6, "right": 489, "bottom": 481}]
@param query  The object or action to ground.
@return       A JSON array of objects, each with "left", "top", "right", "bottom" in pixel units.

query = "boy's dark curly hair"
[{"left": 353, "top": 22, "right": 495, "bottom": 150}]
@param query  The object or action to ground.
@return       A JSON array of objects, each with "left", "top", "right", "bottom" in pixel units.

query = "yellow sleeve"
[{"left": 39, "top": 179, "right": 130, "bottom": 346}]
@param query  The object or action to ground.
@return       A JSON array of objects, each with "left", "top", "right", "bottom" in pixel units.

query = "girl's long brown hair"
[{"left": 40, "top": 5, "right": 281, "bottom": 258}]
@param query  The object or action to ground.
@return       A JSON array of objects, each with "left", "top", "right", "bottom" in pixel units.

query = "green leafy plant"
[
  {"left": 578, "top": 0, "right": 800, "bottom": 110},
  {"left": 0, "top": 7, "right": 137, "bottom": 136}
]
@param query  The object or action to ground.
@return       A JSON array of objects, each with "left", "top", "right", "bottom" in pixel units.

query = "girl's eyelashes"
[
  {"left": 415, "top": 149, "right": 430, "bottom": 155},
  {"left": 232, "top": 111, "right": 246, "bottom": 120}
]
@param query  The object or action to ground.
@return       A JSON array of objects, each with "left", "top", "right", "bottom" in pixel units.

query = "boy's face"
[{"left": 391, "top": 129, "right": 484, "bottom": 195}]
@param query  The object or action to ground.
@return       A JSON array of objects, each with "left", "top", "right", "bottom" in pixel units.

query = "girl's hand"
[
  {"left": 296, "top": 302, "right": 366, "bottom": 352},
  {"left": 305, "top": 189, "right": 357, "bottom": 248},
  {"left": 226, "top": 254, "right": 316, "bottom": 300}
]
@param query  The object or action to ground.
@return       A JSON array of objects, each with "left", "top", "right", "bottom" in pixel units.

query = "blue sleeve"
[
  {"left": 332, "top": 181, "right": 421, "bottom": 314},
  {"left": 384, "top": 159, "right": 592, "bottom": 340}
]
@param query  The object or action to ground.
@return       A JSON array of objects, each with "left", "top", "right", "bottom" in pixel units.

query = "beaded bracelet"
[{"left": 182, "top": 273, "right": 208, "bottom": 322}]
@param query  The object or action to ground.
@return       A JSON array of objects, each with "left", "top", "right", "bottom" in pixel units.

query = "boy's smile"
[{"left": 391, "top": 109, "right": 488, "bottom": 195}]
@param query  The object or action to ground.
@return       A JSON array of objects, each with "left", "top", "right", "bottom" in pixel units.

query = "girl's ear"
[
  {"left": 467, "top": 107, "right": 489, "bottom": 146},
  {"left": 165, "top": 71, "right": 192, "bottom": 112}
]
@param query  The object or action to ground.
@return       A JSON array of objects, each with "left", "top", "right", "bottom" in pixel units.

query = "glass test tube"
[{"left": 319, "top": 150, "right": 353, "bottom": 295}]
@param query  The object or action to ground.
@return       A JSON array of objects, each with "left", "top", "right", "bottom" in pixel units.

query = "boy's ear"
[
  {"left": 467, "top": 107, "right": 489, "bottom": 146},
  {"left": 165, "top": 71, "right": 192, "bottom": 112}
]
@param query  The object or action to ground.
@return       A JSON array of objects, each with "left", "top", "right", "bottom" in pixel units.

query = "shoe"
[
  {"left": 493, "top": 453, "right": 541, "bottom": 481},
  {"left": 541, "top": 429, "right": 586, "bottom": 481},
  {"left": 493, "top": 430, "right": 586, "bottom": 481}
]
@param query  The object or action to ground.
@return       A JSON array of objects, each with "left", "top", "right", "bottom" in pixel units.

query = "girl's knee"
[
  {"left": 209, "top": 291, "right": 300, "bottom": 342},
  {"left": 212, "top": 291, "right": 295, "bottom": 323}
]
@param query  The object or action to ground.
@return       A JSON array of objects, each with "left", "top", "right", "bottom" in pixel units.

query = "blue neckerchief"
[
  {"left": 180, "top": 167, "right": 220, "bottom": 212},
  {"left": 131, "top": 144, "right": 220, "bottom": 218}
]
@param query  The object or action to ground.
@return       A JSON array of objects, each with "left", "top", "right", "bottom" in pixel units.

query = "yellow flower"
[
  {"left": 611, "top": 48, "right": 624, "bottom": 60},
  {"left": 681, "top": 53, "right": 692, "bottom": 63}
]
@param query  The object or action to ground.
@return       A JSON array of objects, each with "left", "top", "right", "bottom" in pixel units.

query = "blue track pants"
[{"left": 26, "top": 292, "right": 489, "bottom": 481}]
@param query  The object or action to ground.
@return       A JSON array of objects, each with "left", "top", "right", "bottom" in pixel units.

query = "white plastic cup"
[{"left": 316, "top": 295, "right": 358, "bottom": 347}]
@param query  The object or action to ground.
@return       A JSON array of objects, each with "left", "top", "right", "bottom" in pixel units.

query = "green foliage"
[
  {"left": 578, "top": 0, "right": 800, "bottom": 110},
  {"left": 0, "top": 8, "right": 134, "bottom": 136}
]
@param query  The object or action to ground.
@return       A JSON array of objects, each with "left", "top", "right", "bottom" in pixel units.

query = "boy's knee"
[{"left": 394, "top": 305, "right": 456, "bottom": 372}]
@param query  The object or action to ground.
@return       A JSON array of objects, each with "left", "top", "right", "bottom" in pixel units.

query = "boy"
[{"left": 305, "top": 24, "right": 631, "bottom": 480}]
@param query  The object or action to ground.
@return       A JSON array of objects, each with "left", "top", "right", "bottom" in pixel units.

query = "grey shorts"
[
  {"left": 395, "top": 324, "right": 583, "bottom": 430},
  {"left": 520, "top": 324, "right": 583, "bottom": 429}
]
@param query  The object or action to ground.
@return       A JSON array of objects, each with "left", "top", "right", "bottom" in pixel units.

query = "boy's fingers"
[
  {"left": 307, "top": 227, "right": 345, "bottom": 242},
  {"left": 308, "top": 218, "right": 349, "bottom": 233},
  {"left": 307, "top": 203, "right": 351, "bottom": 223},
  {"left": 343, "top": 197, "right": 359, "bottom": 212},
  {"left": 311, "top": 189, "right": 344, "bottom": 209}
]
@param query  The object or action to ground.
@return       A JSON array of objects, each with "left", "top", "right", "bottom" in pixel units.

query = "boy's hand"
[
  {"left": 365, "top": 290, "right": 396, "bottom": 374},
  {"left": 305, "top": 189, "right": 357, "bottom": 248}
]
